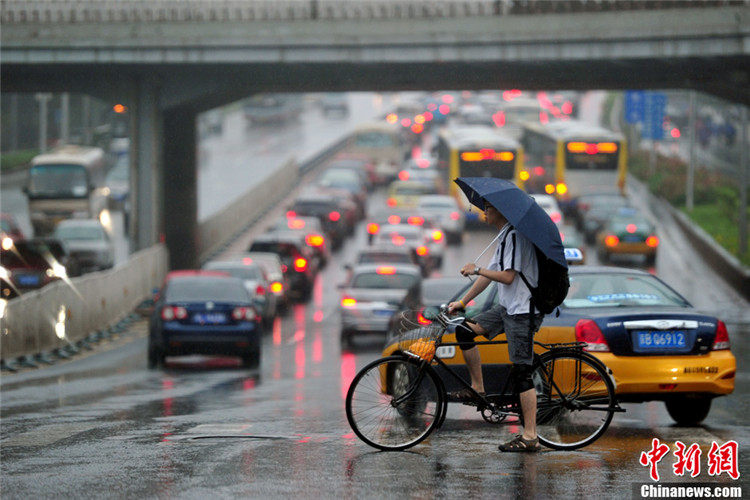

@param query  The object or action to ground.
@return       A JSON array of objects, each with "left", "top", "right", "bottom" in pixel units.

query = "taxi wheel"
[{"left": 665, "top": 396, "right": 712, "bottom": 426}]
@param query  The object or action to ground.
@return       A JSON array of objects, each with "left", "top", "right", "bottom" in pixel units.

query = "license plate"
[
  {"left": 17, "top": 275, "right": 40, "bottom": 286},
  {"left": 373, "top": 309, "right": 394, "bottom": 317},
  {"left": 623, "top": 235, "right": 642, "bottom": 243},
  {"left": 192, "top": 313, "right": 227, "bottom": 324},
  {"left": 636, "top": 330, "right": 687, "bottom": 350}
]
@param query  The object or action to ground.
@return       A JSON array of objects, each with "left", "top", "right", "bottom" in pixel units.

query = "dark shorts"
[{"left": 472, "top": 305, "right": 543, "bottom": 365}]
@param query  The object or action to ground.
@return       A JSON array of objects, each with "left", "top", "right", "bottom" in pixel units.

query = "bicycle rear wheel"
[
  {"left": 533, "top": 350, "right": 616, "bottom": 450},
  {"left": 346, "top": 355, "right": 444, "bottom": 451}
]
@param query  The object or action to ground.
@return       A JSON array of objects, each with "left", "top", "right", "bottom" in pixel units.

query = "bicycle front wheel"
[
  {"left": 533, "top": 350, "right": 616, "bottom": 450},
  {"left": 345, "top": 355, "right": 444, "bottom": 451}
]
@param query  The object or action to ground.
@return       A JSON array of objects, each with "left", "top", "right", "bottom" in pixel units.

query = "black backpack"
[{"left": 519, "top": 245, "right": 570, "bottom": 316}]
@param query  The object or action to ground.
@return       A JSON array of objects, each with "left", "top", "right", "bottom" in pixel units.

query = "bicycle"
[{"left": 345, "top": 306, "right": 625, "bottom": 451}]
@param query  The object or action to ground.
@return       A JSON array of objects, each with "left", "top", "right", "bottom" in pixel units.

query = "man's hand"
[
  {"left": 459, "top": 263, "right": 476, "bottom": 277},
  {"left": 447, "top": 300, "right": 464, "bottom": 314}
]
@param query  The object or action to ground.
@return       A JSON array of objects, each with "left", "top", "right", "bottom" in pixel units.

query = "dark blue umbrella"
[{"left": 455, "top": 177, "right": 568, "bottom": 268}]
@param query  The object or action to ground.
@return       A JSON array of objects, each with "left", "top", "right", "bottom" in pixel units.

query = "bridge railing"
[{"left": 2, "top": 0, "right": 746, "bottom": 24}]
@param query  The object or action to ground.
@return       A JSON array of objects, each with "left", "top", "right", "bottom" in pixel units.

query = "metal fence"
[{"left": 2, "top": 0, "right": 746, "bottom": 24}]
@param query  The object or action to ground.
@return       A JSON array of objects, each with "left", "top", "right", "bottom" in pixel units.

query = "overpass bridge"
[{"left": 2, "top": 0, "right": 750, "bottom": 270}]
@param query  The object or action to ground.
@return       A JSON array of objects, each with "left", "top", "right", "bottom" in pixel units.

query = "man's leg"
[
  {"left": 519, "top": 387, "right": 537, "bottom": 440},
  {"left": 462, "top": 346, "right": 485, "bottom": 393}
]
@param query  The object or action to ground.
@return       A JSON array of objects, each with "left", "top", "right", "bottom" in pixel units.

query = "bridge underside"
[{"left": 3, "top": 57, "right": 749, "bottom": 108}]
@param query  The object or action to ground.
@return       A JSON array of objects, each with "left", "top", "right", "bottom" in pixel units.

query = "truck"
[{"left": 23, "top": 145, "right": 108, "bottom": 236}]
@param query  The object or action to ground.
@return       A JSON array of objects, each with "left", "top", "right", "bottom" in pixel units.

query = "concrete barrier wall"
[
  {"left": 197, "top": 158, "right": 298, "bottom": 263},
  {"left": 0, "top": 244, "right": 168, "bottom": 361}
]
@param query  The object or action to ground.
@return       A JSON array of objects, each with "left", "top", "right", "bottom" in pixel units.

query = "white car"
[
  {"left": 530, "top": 194, "right": 564, "bottom": 226},
  {"left": 415, "top": 195, "right": 466, "bottom": 245},
  {"left": 53, "top": 219, "right": 115, "bottom": 272},
  {"left": 339, "top": 263, "right": 423, "bottom": 345}
]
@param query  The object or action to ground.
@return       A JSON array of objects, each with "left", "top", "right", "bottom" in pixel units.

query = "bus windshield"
[
  {"left": 354, "top": 132, "right": 397, "bottom": 148},
  {"left": 27, "top": 164, "right": 89, "bottom": 198}
]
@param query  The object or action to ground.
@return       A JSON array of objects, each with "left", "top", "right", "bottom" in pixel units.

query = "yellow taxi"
[{"left": 382, "top": 266, "right": 736, "bottom": 426}]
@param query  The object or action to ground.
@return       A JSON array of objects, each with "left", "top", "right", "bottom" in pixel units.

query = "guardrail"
[
  {"left": 1, "top": 244, "right": 168, "bottom": 367},
  {"left": 2, "top": 0, "right": 745, "bottom": 24}
]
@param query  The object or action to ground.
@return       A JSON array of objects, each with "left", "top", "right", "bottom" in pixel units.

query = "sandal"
[
  {"left": 447, "top": 387, "right": 486, "bottom": 402},
  {"left": 498, "top": 434, "right": 541, "bottom": 452}
]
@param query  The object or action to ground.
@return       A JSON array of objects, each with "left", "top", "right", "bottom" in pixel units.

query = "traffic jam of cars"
[{"left": 2, "top": 91, "right": 736, "bottom": 428}]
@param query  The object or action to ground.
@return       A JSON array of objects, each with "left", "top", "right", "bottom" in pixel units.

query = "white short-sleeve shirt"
[{"left": 487, "top": 223, "right": 539, "bottom": 315}]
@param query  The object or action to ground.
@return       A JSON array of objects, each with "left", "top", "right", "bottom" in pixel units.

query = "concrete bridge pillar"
[
  {"left": 163, "top": 105, "right": 198, "bottom": 270},
  {"left": 132, "top": 79, "right": 163, "bottom": 254}
]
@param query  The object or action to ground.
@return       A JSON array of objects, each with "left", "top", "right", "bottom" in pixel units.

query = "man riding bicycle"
[{"left": 447, "top": 199, "right": 544, "bottom": 452}]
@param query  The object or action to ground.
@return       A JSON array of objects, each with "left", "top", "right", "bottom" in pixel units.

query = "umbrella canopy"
[{"left": 455, "top": 177, "right": 568, "bottom": 268}]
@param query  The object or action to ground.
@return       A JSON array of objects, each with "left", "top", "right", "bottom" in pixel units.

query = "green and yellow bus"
[{"left": 521, "top": 120, "right": 627, "bottom": 211}]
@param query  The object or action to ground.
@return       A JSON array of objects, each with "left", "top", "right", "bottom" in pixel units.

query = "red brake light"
[
  {"left": 449, "top": 211, "right": 460, "bottom": 221},
  {"left": 550, "top": 212, "right": 562, "bottom": 224},
  {"left": 255, "top": 284, "right": 266, "bottom": 296},
  {"left": 306, "top": 234, "right": 325, "bottom": 247},
  {"left": 626, "top": 224, "right": 637, "bottom": 233},
  {"left": 712, "top": 320, "right": 730, "bottom": 350},
  {"left": 398, "top": 170, "right": 410, "bottom": 181},
  {"left": 232, "top": 306, "right": 257, "bottom": 321},
  {"left": 386, "top": 198, "right": 397, "bottom": 207},
  {"left": 407, "top": 216, "right": 424, "bottom": 226},
  {"left": 270, "top": 281, "right": 283, "bottom": 293},
  {"left": 367, "top": 223, "right": 380, "bottom": 235},
  {"left": 161, "top": 306, "right": 187, "bottom": 321},
  {"left": 294, "top": 258, "right": 307, "bottom": 272},
  {"left": 329, "top": 211, "right": 341, "bottom": 222},
  {"left": 416, "top": 245, "right": 429, "bottom": 256},
  {"left": 286, "top": 210, "right": 297, "bottom": 218},
  {"left": 604, "top": 235, "right": 619, "bottom": 247},
  {"left": 646, "top": 236, "right": 660, "bottom": 248},
  {"left": 417, "top": 309, "right": 432, "bottom": 325},
  {"left": 432, "top": 230, "right": 444, "bottom": 242},
  {"left": 341, "top": 296, "right": 357, "bottom": 308},
  {"left": 575, "top": 319, "right": 610, "bottom": 352},
  {"left": 288, "top": 218, "right": 305, "bottom": 229},
  {"left": 387, "top": 215, "right": 401, "bottom": 225}
]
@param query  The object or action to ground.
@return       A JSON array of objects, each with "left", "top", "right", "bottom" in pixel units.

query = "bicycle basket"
[{"left": 397, "top": 312, "right": 444, "bottom": 362}]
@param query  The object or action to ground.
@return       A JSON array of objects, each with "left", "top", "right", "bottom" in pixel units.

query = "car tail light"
[
  {"left": 388, "top": 215, "right": 401, "bottom": 225},
  {"left": 450, "top": 211, "right": 460, "bottom": 221},
  {"left": 398, "top": 170, "right": 410, "bottom": 181},
  {"left": 391, "top": 235, "right": 406, "bottom": 246},
  {"left": 545, "top": 184, "right": 556, "bottom": 195},
  {"left": 341, "top": 296, "right": 357, "bottom": 308},
  {"left": 626, "top": 223, "right": 637, "bottom": 233},
  {"left": 286, "top": 210, "right": 297, "bottom": 218},
  {"left": 232, "top": 306, "right": 257, "bottom": 321},
  {"left": 161, "top": 306, "right": 187, "bottom": 321},
  {"left": 604, "top": 235, "right": 619, "bottom": 247},
  {"left": 306, "top": 234, "right": 325, "bottom": 247},
  {"left": 386, "top": 197, "right": 397, "bottom": 207},
  {"left": 646, "top": 236, "right": 660, "bottom": 248},
  {"left": 288, "top": 218, "right": 305, "bottom": 229},
  {"left": 575, "top": 319, "right": 610, "bottom": 352},
  {"left": 407, "top": 216, "right": 424, "bottom": 226},
  {"left": 329, "top": 211, "right": 341, "bottom": 221},
  {"left": 712, "top": 320, "right": 731, "bottom": 350},
  {"left": 270, "top": 281, "right": 283, "bottom": 294},
  {"left": 417, "top": 309, "right": 432, "bottom": 325},
  {"left": 280, "top": 264, "right": 288, "bottom": 273},
  {"left": 431, "top": 230, "right": 444, "bottom": 242},
  {"left": 367, "top": 223, "right": 380, "bottom": 235},
  {"left": 376, "top": 266, "right": 396, "bottom": 275},
  {"left": 293, "top": 258, "right": 307, "bottom": 272},
  {"left": 416, "top": 245, "right": 429, "bottom": 257},
  {"left": 255, "top": 284, "right": 266, "bottom": 296},
  {"left": 550, "top": 212, "right": 562, "bottom": 224}
]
